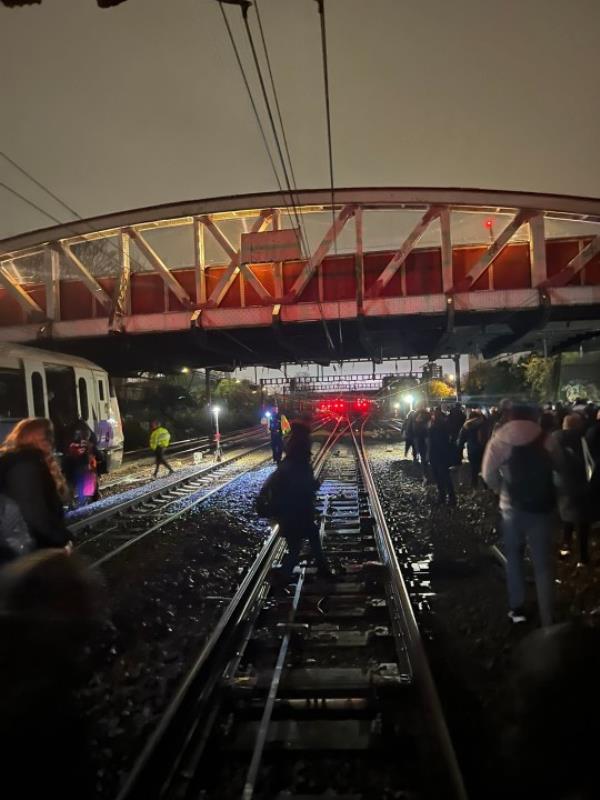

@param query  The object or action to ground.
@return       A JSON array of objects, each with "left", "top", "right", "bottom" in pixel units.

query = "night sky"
[{"left": 1, "top": 0, "right": 599, "bottom": 239}]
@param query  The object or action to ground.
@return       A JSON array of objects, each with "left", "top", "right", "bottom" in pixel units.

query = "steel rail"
[
  {"left": 351, "top": 417, "right": 468, "bottom": 800},
  {"left": 116, "top": 418, "right": 348, "bottom": 800},
  {"left": 70, "top": 438, "right": 271, "bottom": 537},
  {"left": 122, "top": 424, "right": 264, "bottom": 462}
]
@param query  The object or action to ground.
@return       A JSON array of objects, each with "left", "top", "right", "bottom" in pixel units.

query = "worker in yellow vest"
[{"left": 149, "top": 420, "right": 174, "bottom": 478}]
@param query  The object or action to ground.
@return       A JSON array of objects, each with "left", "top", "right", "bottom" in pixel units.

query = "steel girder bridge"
[{"left": 1, "top": 187, "right": 599, "bottom": 374}]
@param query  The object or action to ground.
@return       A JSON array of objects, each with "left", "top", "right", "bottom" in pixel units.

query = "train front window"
[
  {"left": 31, "top": 371, "right": 45, "bottom": 417},
  {"left": 78, "top": 377, "right": 89, "bottom": 421},
  {"left": 0, "top": 369, "right": 27, "bottom": 418}
]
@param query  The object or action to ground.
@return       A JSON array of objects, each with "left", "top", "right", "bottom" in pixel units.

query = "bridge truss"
[{"left": 1, "top": 188, "right": 599, "bottom": 372}]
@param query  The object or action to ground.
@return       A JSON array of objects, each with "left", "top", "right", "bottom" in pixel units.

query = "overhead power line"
[{"left": 315, "top": 0, "right": 337, "bottom": 254}]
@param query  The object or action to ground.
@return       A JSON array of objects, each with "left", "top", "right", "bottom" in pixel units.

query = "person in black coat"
[
  {"left": 427, "top": 408, "right": 457, "bottom": 506},
  {"left": 0, "top": 417, "right": 71, "bottom": 558},
  {"left": 259, "top": 421, "right": 331, "bottom": 580}
]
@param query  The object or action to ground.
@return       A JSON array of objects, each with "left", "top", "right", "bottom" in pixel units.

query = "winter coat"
[
  {"left": 149, "top": 426, "right": 171, "bottom": 450},
  {"left": 260, "top": 456, "right": 319, "bottom": 534},
  {"left": 458, "top": 416, "right": 489, "bottom": 458},
  {"left": 482, "top": 420, "right": 556, "bottom": 512},
  {"left": 427, "top": 419, "right": 455, "bottom": 468},
  {"left": 551, "top": 429, "right": 589, "bottom": 524},
  {"left": 0, "top": 449, "right": 69, "bottom": 549}
]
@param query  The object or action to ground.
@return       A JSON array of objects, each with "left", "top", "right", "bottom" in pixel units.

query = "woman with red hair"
[{"left": 0, "top": 418, "right": 71, "bottom": 560}]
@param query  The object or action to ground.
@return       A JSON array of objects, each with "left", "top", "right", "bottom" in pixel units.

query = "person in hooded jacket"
[
  {"left": 482, "top": 404, "right": 557, "bottom": 626},
  {"left": 427, "top": 408, "right": 457, "bottom": 506},
  {"left": 552, "top": 414, "right": 590, "bottom": 565},
  {"left": 258, "top": 421, "right": 331, "bottom": 581},
  {"left": 0, "top": 417, "right": 71, "bottom": 561},
  {"left": 458, "top": 408, "right": 490, "bottom": 488}
]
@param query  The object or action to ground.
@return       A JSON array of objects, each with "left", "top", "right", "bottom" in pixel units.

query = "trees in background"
[{"left": 463, "top": 354, "right": 561, "bottom": 402}]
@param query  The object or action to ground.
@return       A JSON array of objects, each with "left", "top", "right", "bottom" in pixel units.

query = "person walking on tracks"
[
  {"left": 482, "top": 404, "right": 557, "bottom": 626},
  {"left": 256, "top": 421, "right": 331, "bottom": 582},
  {"left": 149, "top": 420, "right": 174, "bottom": 478},
  {"left": 267, "top": 406, "right": 289, "bottom": 464},
  {"left": 427, "top": 408, "right": 457, "bottom": 506}
]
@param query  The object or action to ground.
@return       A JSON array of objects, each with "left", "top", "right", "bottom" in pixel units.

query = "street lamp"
[{"left": 212, "top": 405, "right": 222, "bottom": 461}]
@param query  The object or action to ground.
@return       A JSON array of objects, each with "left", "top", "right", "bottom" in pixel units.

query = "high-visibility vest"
[
  {"left": 150, "top": 426, "right": 171, "bottom": 450},
  {"left": 281, "top": 415, "right": 291, "bottom": 435}
]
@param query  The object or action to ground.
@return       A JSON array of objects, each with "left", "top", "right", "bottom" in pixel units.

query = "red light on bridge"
[{"left": 485, "top": 218, "right": 494, "bottom": 230}]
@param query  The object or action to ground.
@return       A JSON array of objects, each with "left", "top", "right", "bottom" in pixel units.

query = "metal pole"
[
  {"left": 214, "top": 407, "right": 222, "bottom": 462},
  {"left": 205, "top": 368, "right": 212, "bottom": 407},
  {"left": 453, "top": 354, "right": 462, "bottom": 402}
]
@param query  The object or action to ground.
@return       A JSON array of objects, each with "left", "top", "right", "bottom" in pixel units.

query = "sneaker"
[{"left": 508, "top": 608, "right": 527, "bottom": 624}]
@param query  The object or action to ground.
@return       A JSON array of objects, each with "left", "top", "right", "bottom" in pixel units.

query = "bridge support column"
[{"left": 453, "top": 354, "right": 462, "bottom": 402}]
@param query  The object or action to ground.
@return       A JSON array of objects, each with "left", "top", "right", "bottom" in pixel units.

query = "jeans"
[
  {"left": 279, "top": 520, "right": 329, "bottom": 578},
  {"left": 502, "top": 508, "right": 556, "bottom": 626},
  {"left": 271, "top": 433, "right": 284, "bottom": 463}
]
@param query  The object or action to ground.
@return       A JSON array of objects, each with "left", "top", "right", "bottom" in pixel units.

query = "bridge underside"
[{"left": 1, "top": 188, "right": 599, "bottom": 373}]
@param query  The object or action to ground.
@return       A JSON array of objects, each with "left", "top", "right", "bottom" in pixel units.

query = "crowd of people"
[{"left": 403, "top": 398, "right": 600, "bottom": 626}]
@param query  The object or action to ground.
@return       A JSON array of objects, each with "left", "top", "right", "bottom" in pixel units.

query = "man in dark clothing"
[
  {"left": 403, "top": 410, "right": 417, "bottom": 460},
  {"left": 446, "top": 403, "right": 466, "bottom": 466},
  {"left": 258, "top": 422, "right": 331, "bottom": 580},
  {"left": 427, "top": 408, "right": 457, "bottom": 506},
  {"left": 268, "top": 407, "right": 284, "bottom": 464},
  {"left": 413, "top": 405, "right": 431, "bottom": 473},
  {"left": 458, "top": 408, "right": 489, "bottom": 489},
  {"left": 585, "top": 409, "right": 600, "bottom": 462}
]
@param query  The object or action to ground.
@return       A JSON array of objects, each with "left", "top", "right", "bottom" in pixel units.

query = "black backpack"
[
  {"left": 255, "top": 470, "right": 284, "bottom": 519},
  {"left": 503, "top": 436, "right": 556, "bottom": 513}
]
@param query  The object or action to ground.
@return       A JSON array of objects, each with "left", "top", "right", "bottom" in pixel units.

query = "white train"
[{"left": 0, "top": 343, "right": 124, "bottom": 470}]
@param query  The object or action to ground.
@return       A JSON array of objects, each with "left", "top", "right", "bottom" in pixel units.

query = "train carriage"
[{"left": 0, "top": 343, "right": 124, "bottom": 471}]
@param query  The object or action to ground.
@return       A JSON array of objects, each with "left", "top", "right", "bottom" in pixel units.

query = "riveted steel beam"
[
  {"left": 542, "top": 234, "right": 600, "bottom": 289},
  {"left": 286, "top": 204, "right": 355, "bottom": 302},
  {"left": 57, "top": 242, "right": 113, "bottom": 309},
  {"left": 127, "top": 228, "right": 193, "bottom": 308},
  {"left": 203, "top": 210, "right": 274, "bottom": 307},
  {"left": 0, "top": 261, "right": 45, "bottom": 319},
  {"left": 453, "top": 209, "right": 535, "bottom": 293},
  {"left": 367, "top": 206, "right": 442, "bottom": 299}
]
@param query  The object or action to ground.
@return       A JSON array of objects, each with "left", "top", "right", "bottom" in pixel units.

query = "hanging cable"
[
  {"left": 0, "top": 155, "right": 153, "bottom": 279},
  {"left": 253, "top": 0, "right": 310, "bottom": 259},
  {"left": 240, "top": 4, "right": 308, "bottom": 261},
  {"left": 218, "top": 2, "right": 285, "bottom": 199},
  {"left": 315, "top": 0, "right": 337, "bottom": 253},
  {"left": 229, "top": 1, "right": 334, "bottom": 353}
]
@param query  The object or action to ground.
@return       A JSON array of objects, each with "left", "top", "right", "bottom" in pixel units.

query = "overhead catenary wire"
[
  {"left": 217, "top": 2, "right": 286, "bottom": 204},
  {"left": 253, "top": 0, "right": 311, "bottom": 260},
  {"left": 315, "top": 0, "right": 337, "bottom": 254},
  {"left": 224, "top": 0, "right": 334, "bottom": 353},
  {"left": 240, "top": 4, "right": 309, "bottom": 262},
  {"left": 0, "top": 157, "right": 153, "bottom": 282}
]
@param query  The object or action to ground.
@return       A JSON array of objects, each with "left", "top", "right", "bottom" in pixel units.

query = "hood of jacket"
[{"left": 492, "top": 419, "right": 541, "bottom": 447}]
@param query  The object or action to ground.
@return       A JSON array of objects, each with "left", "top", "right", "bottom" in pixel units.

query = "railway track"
[
  {"left": 72, "top": 422, "right": 334, "bottom": 569},
  {"left": 116, "top": 417, "right": 466, "bottom": 800},
  {"left": 121, "top": 425, "right": 265, "bottom": 465}
]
